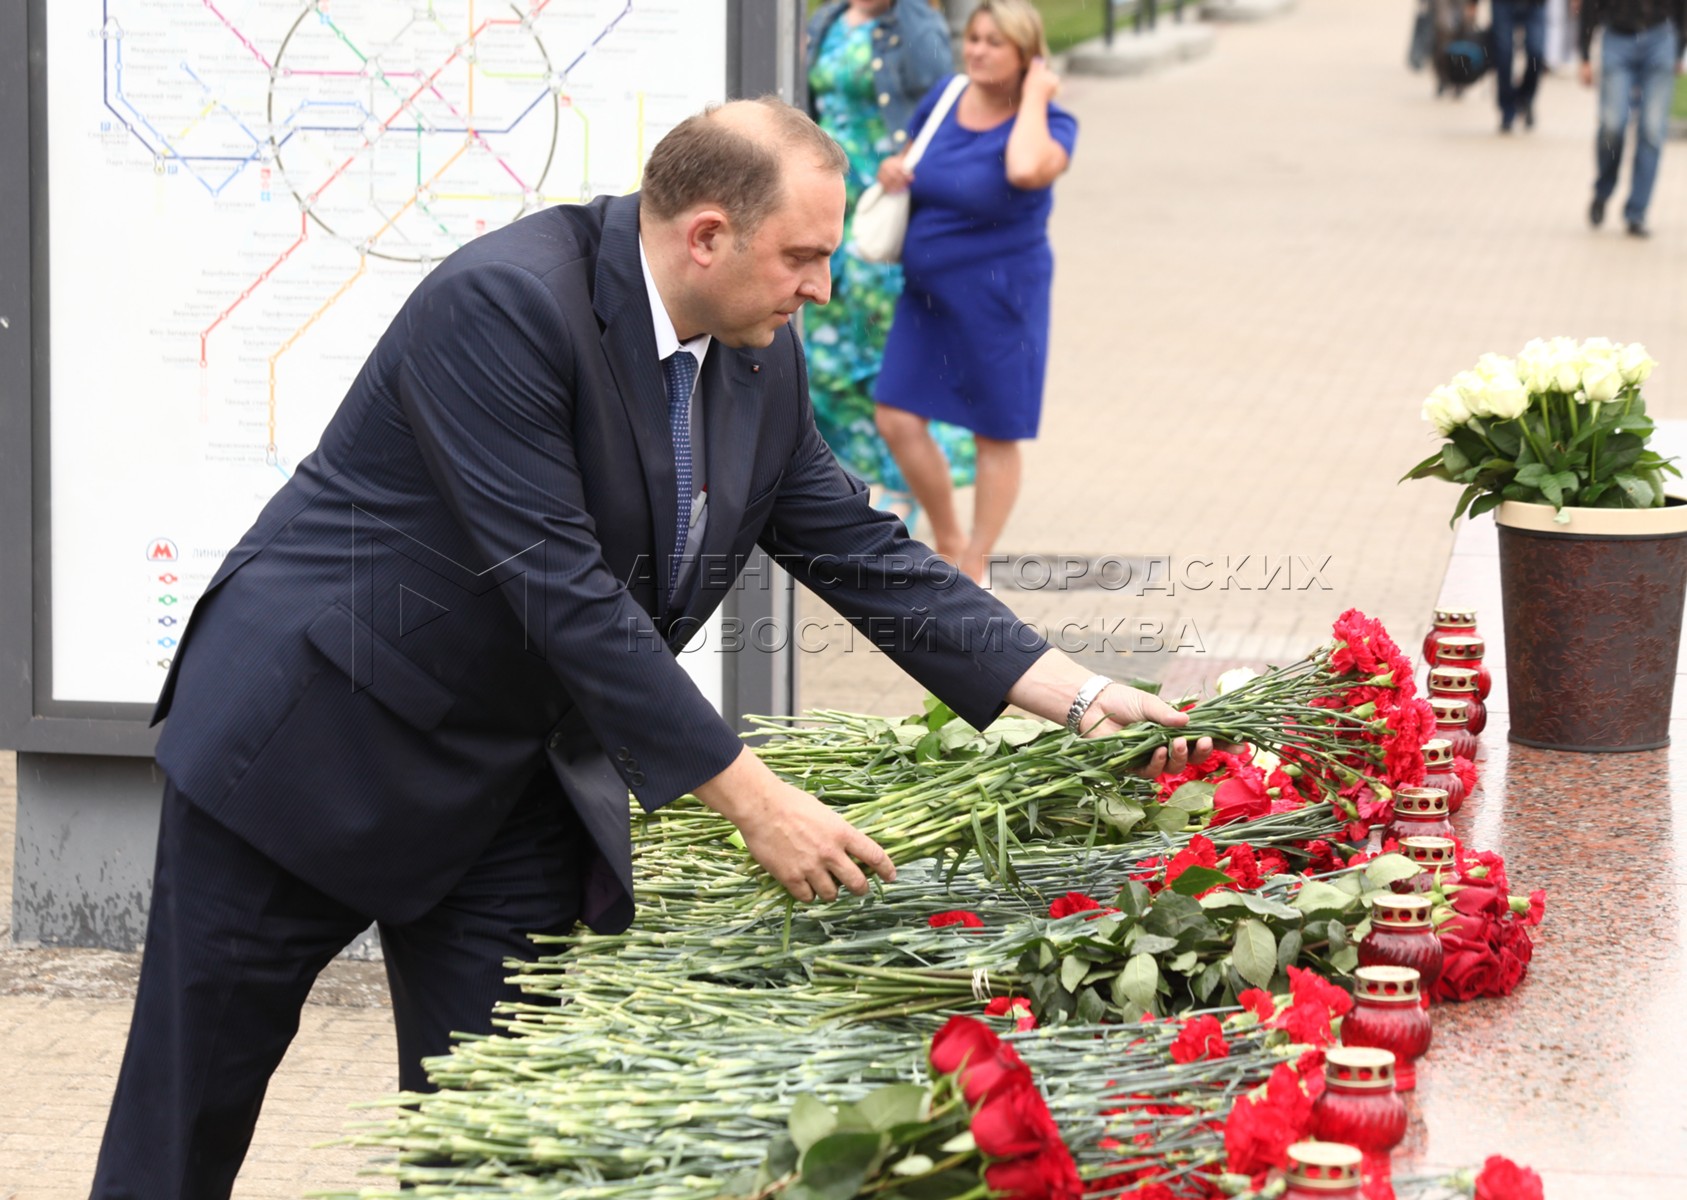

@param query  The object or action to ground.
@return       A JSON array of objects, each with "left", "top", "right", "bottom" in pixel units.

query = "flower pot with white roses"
[{"left": 1403, "top": 338, "right": 1687, "bottom": 752}]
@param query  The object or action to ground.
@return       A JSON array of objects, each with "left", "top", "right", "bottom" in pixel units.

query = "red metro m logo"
[{"left": 147, "top": 539, "right": 179, "bottom": 562}]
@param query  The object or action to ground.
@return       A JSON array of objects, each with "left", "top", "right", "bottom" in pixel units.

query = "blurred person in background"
[
  {"left": 1492, "top": 0, "right": 1547, "bottom": 130},
  {"left": 1580, "top": 0, "right": 1685, "bottom": 236},
  {"left": 803, "top": 0, "right": 976, "bottom": 531},
  {"left": 872, "top": 0, "right": 1076, "bottom": 586}
]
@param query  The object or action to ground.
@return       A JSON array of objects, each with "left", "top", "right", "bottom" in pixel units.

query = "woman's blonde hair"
[{"left": 965, "top": 0, "right": 1050, "bottom": 67}]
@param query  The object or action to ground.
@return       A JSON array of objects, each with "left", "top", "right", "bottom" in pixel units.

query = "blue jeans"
[
  {"left": 1595, "top": 21, "right": 1679, "bottom": 224},
  {"left": 1491, "top": 0, "right": 1546, "bottom": 124}
]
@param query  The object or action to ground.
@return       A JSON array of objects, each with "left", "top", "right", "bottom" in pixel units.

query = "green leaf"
[
  {"left": 1325, "top": 919, "right": 1349, "bottom": 951},
  {"left": 1169, "top": 866, "right": 1236, "bottom": 896},
  {"left": 1165, "top": 781, "right": 1217, "bottom": 813},
  {"left": 1142, "top": 892, "right": 1216, "bottom": 944},
  {"left": 1451, "top": 482, "right": 1481, "bottom": 525},
  {"left": 1468, "top": 492, "right": 1503, "bottom": 519},
  {"left": 1514, "top": 462, "right": 1548, "bottom": 485},
  {"left": 1076, "top": 986, "right": 1112, "bottom": 1024},
  {"left": 1168, "top": 950, "right": 1200, "bottom": 973},
  {"left": 1329, "top": 945, "right": 1360, "bottom": 974},
  {"left": 1149, "top": 803, "right": 1190, "bottom": 833},
  {"left": 766, "top": 1136, "right": 800, "bottom": 1178},
  {"left": 1276, "top": 928, "right": 1304, "bottom": 972},
  {"left": 1440, "top": 442, "right": 1472, "bottom": 475},
  {"left": 1130, "top": 932, "right": 1181, "bottom": 956},
  {"left": 1488, "top": 421, "right": 1523, "bottom": 456},
  {"left": 1293, "top": 879, "right": 1357, "bottom": 916},
  {"left": 937, "top": 718, "right": 980, "bottom": 753},
  {"left": 1097, "top": 797, "right": 1145, "bottom": 837},
  {"left": 854, "top": 1085, "right": 930, "bottom": 1133},
  {"left": 1614, "top": 472, "right": 1656, "bottom": 507},
  {"left": 1060, "top": 954, "right": 1089, "bottom": 994},
  {"left": 1117, "top": 953, "right": 1161, "bottom": 1011},
  {"left": 790, "top": 1094, "right": 838, "bottom": 1154},
  {"left": 1193, "top": 959, "right": 1225, "bottom": 1002},
  {"left": 1232, "top": 919, "right": 1278, "bottom": 989},
  {"left": 921, "top": 695, "right": 959, "bottom": 730},
  {"left": 1363, "top": 853, "right": 1423, "bottom": 889},
  {"left": 913, "top": 731, "right": 943, "bottom": 762},
  {"left": 1400, "top": 448, "right": 1449, "bottom": 482},
  {"left": 800, "top": 1131, "right": 887, "bottom": 1200}
]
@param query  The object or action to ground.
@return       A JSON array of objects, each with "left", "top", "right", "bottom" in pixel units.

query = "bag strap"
[{"left": 902, "top": 74, "right": 969, "bottom": 171}]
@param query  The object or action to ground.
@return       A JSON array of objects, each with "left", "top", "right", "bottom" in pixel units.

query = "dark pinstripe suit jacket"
[{"left": 151, "top": 194, "right": 1045, "bottom": 934}]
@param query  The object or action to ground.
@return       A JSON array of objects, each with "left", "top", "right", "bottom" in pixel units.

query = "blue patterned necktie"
[{"left": 662, "top": 350, "right": 696, "bottom": 601}]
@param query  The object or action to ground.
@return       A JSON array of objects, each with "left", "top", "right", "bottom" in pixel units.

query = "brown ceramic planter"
[{"left": 1495, "top": 498, "right": 1687, "bottom": 751}]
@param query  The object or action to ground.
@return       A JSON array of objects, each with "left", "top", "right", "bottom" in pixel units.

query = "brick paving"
[{"left": 7, "top": 0, "right": 1687, "bottom": 1194}]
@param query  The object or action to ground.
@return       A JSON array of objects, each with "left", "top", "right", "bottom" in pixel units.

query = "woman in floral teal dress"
[{"left": 804, "top": 0, "right": 975, "bottom": 524}]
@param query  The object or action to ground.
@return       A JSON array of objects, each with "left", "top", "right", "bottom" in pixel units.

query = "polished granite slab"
[{"left": 1395, "top": 450, "right": 1687, "bottom": 1197}]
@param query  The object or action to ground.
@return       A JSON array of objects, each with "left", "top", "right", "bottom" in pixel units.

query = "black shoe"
[
  {"left": 1627, "top": 219, "right": 1650, "bottom": 238},
  {"left": 1522, "top": 103, "right": 1535, "bottom": 129},
  {"left": 1499, "top": 117, "right": 1514, "bottom": 134},
  {"left": 1590, "top": 196, "right": 1607, "bottom": 227}
]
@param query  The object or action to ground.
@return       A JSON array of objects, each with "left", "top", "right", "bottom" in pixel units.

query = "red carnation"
[
  {"left": 929, "top": 910, "right": 985, "bottom": 929},
  {"left": 985, "top": 996, "right": 1038, "bottom": 1032},
  {"left": 1049, "top": 892, "right": 1105, "bottom": 919},
  {"left": 1237, "top": 988, "right": 1277, "bottom": 1023},
  {"left": 1223, "top": 1063, "right": 1313, "bottom": 1177},
  {"left": 1220, "top": 843, "right": 1265, "bottom": 890},
  {"left": 1474, "top": 1156, "right": 1545, "bottom": 1200},
  {"left": 1169, "top": 1015, "right": 1229, "bottom": 1063}
]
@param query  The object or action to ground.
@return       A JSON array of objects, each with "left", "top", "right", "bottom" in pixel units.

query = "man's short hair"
[{"left": 641, "top": 97, "right": 847, "bottom": 240}]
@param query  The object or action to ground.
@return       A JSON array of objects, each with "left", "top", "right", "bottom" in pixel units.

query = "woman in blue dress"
[
  {"left": 873, "top": 0, "right": 1077, "bottom": 585},
  {"left": 802, "top": 0, "right": 977, "bottom": 530}
]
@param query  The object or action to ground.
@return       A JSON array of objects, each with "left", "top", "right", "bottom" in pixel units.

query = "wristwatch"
[{"left": 1065, "top": 674, "right": 1114, "bottom": 736}]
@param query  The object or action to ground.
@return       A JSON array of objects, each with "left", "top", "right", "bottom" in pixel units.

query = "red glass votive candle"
[
  {"left": 1340, "top": 966, "right": 1432, "bottom": 1090},
  {"left": 1309, "top": 1047, "right": 1408, "bottom": 1156},
  {"left": 1422, "top": 607, "right": 1479, "bottom": 667},
  {"left": 1428, "top": 665, "right": 1487, "bottom": 736},
  {"left": 1358, "top": 894, "right": 1443, "bottom": 998},
  {"left": 1421, "top": 739, "right": 1466, "bottom": 815},
  {"left": 1435, "top": 635, "right": 1491, "bottom": 699},
  {"left": 1387, "top": 786, "right": 1454, "bottom": 843},
  {"left": 1429, "top": 697, "right": 1479, "bottom": 761},
  {"left": 1284, "top": 1141, "right": 1364, "bottom": 1199}
]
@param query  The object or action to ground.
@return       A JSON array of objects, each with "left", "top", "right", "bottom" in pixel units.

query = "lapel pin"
[{"left": 751, "top": 363, "right": 760, "bottom": 373}]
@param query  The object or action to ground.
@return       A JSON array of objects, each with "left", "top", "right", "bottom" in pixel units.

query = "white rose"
[
  {"left": 1580, "top": 346, "right": 1623, "bottom": 403},
  {"left": 1514, "top": 339, "right": 1552, "bottom": 393},
  {"left": 1251, "top": 746, "right": 1281, "bottom": 775},
  {"left": 1619, "top": 342, "right": 1656, "bottom": 385},
  {"left": 1216, "top": 666, "right": 1259, "bottom": 695},
  {"left": 1422, "top": 383, "right": 1471, "bottom": 435},
  {"left": 1482, "top": 370, "right": 1531, "bottom": 420},
  {"left": 1545, "top": 337, "right": 1583, "bottom": 393},
  {"left": 1451, "top": 369, "right": 1490, "bottom": 417},
  {"left": 1474, "top": 353, "right": 1518, "bottom": 382}
]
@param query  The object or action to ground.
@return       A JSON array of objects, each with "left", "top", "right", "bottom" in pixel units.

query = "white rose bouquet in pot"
[
  {"left": 1402, "top": 337, "right": 1687, "bottom": 755},
  {"left": 1401, "top": 337, "right": 1677, "bottom": 524}
]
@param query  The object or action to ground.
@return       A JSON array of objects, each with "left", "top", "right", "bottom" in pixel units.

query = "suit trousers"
[{"left": 89, "top": 773, "right": 587, "bottom": 1199}]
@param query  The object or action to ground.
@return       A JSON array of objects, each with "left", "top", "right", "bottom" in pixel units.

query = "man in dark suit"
[{"left": 90, "top": 99, "right": 1201, "bottom": 1198}]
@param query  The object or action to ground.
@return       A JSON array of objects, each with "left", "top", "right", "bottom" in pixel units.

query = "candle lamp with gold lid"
[
  {"left": 1429, "top": 696, "right": 1479, "bottom": 760},
  {"left": 1435, "top": 634, "right": 1492, "bottom": 699},
  {"left": 1392, "top": 836, "right": 1458, "bottom": 896},
  {"left": 1422, "top": 607, "right": 1480, "bottom": 667},
  {"left": 1358, "top": 893, "right": 1443, "bottom": 997},
  {"left": 1340, "top": 966, "right": 1432, "bottom": 1090},
  {"left": 1428, "top": 664, "right": 1487, "bottom": 735},
  {"left": 1420, "top": 738, "right": 1466, "bottom": 814},
  {"left": 1283, "top": 1142, "right": 1365, "bottom": 1200},
  {"left": 1308, "top": 1047, "right": 1408, "bottom": 1157},
  {"left": 1387, "top": 786, "right": 1454, "bottom": 842}
]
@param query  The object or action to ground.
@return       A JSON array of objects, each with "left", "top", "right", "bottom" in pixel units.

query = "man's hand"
[
  {"left": 1077, "top": 683, "right": 1213, "bottom": 777},
  {"left": 695, "top": 747, "right": 895, "bottom": 902},
  {"left": 877, "top": 155, "right": 915, "bottom": 194},
  {"left": 1005, "top": 650, "right": 1216, "bottom": 778},
  {"left": 1580, "top": 61, "right": 1595, "bottom": 87}
]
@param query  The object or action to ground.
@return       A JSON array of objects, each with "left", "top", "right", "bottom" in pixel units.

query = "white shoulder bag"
[{"left": 850, "top": 74, "right": 969, "bottom": 265}]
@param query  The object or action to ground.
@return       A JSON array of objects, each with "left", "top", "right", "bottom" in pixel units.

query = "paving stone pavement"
[{"left": 6, "top": 0, "right": 1686, "bottom": 1194}]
